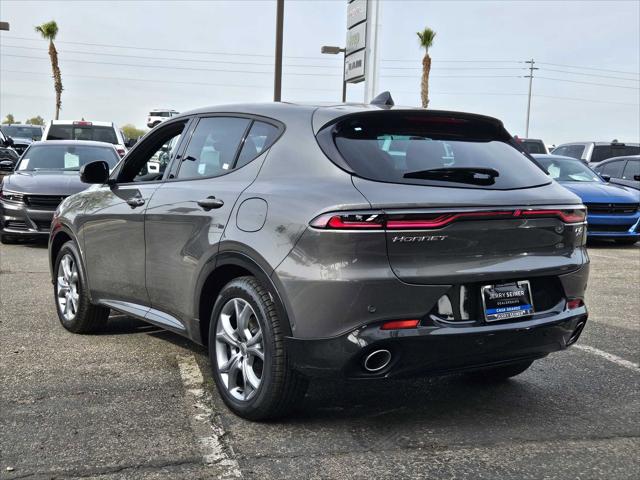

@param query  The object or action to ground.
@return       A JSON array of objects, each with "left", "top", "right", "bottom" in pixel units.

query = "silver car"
[{"left": 48, "top": 100, "right": 590, "bottom": 420}]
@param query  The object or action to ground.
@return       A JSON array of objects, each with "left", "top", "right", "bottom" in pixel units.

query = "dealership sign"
[{"left": 345, "top": 0, "right": 368, "bottom": 83}]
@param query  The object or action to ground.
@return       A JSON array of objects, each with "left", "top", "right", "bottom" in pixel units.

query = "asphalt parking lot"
[{"left": 1, "top": 240, "right": 638, "bottom": 479}]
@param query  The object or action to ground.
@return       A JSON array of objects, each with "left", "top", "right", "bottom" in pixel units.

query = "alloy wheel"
[
  {"left": 56, "top": 253, "right": 80, "bottom": 322},
  {"left": 215, "top": 298, "right": 265, "bottom": 401}
]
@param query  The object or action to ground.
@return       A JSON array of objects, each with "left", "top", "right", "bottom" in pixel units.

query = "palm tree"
[
  {"left": 35, "top": 21, "right": 63, "bottom": 120},
  {"left": 417, "top": 27, "right": 436, "bottom": 108}
]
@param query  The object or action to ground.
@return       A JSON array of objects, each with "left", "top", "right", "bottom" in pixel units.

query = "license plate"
[{"left": 481, "top": 280, "right": 534, "bottom": 322}]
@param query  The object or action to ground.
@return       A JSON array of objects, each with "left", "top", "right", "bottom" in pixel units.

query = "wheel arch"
[{"left": 195, "top": 251, "right": 294, "bottom": 347}]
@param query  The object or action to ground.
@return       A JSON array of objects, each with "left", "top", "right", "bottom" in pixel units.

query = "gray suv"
[
  {"left": 49, "top": 101, "right": 590, "bottom": 420},
  {"left": 552, "top": 140, "right": 640, "bottom": 163}
]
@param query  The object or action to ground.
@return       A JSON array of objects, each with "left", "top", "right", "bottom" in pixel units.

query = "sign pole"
[
  {"left": 274, "top": 0, "right": 284, "bottom": 102},
  {"left": 363, "top": 0, "right": 380, "bottom": 103}
]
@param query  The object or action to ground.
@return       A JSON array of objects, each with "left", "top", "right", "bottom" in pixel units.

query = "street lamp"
[{"left": 321, "top": 45, "right": 346, "bottom": 103}]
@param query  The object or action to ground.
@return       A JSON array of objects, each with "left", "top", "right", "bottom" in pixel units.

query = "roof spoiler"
[{"left": 370, "top": 91, "right": 394, "bottom": 107}]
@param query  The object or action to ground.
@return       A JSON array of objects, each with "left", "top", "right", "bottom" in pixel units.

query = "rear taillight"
[
  {"left": 310, "top": 207, "right": 586, "bottom": 230},
  {"left": 380, "top": 319, "right": 420, "bottom": 330},
  {"left": 567, "top": 298, "right": 585, "bottom": 310}
]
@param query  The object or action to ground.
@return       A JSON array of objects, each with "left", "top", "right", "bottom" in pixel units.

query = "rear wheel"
[
  {"left": 54, "top": 240, "right": 109, "bottom": 333},
  {"left": 614, "top": 238, "right": 638, "bottom": 245},
  {"left": 209, "top": 276, "right": 307, "bottom": 420},
  {"left": 464, "top": 360, "right": 534, "bottom": 382}
]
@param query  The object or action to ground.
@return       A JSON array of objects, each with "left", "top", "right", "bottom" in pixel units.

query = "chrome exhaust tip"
[{"left": 363, "top": 349, "right": 392, "bottom": 372}]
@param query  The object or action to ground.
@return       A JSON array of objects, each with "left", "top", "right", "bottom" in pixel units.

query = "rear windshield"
[
  {"left": 150, "top": 111, "right": 172, "bottom": 117},
  {"left": 17, "top": 145, "right": 119, "bottom": 171},
  {"left": 47, "top": 124, "right": 118, "bottom": 144},
  {"left": 591, "top": 145, "right": 640, "bottom": 163},
  {"left": 320, "top": 112, "right": 550, "bottom": 190}
]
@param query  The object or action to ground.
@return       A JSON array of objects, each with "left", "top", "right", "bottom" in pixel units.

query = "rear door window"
[
  {"left": 622, "top": 159, "right": 639, "bottom": 180},
  {"left": 318, "top": 112, "right": 550, "bottom": 190}
]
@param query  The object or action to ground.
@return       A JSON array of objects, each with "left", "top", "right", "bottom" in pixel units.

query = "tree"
[
  {"left": 121, "top": 124, "right": 147, "bottom": 140},
  {"left": 35, "top": 21, "right": 63, "bottom": 120},
  {"left": 25, "top": 115, "right": 45, "bottom": 126},
  {"left": 2, "top": 114, "right": 17, "bottom": 124},
  {"left": 417, "top": 27, "right": 436, "bottom": 108}
]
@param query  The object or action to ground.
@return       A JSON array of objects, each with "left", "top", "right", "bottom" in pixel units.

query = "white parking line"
[
  {"left": 574, "top": 344, "right": 640, "bottom": 372},
  {"left": 177, "top": 354, "right": 243, "bottom": 479}
]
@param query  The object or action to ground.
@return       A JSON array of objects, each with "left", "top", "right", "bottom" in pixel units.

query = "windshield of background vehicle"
[
  {"left": 1, "top": 126, "right": 43, "bottom": 140},
  {"left": 17, "top": 145, "right": 120, "bottom": 171},
  {"left": 537, "top": 156, "right": 602, "bottom": 183},
  {"left": 47, "top": 125, "right": 119, "bottom": 144},
  {"left": 326, "top": 112, "right": 551, "bottom": 190}
]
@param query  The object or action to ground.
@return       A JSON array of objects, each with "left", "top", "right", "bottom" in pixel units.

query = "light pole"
[
  {"left": 321, "top": 45, "right": 346, "bottom": 102},
  {"left": 274, "top": 0, "right": 284, "bottom": 102}
]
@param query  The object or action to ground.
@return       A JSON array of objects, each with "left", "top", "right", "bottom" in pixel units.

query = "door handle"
[
  {"left": 126, "top": 197, "right": 145, "bottom": 208},
  {"left": 197, "top": 196, "right": 224, "bottom": 211}
]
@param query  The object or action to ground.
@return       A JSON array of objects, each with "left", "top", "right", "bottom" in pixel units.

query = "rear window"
[
  {"left": 622, "top": 159, "right": 639, "bottom": 180},
  {"left": 319, "top": 112, "right": 550, "bottom": 190},
  {"left": 47, "top": 124, "right": 118, "bottom": 144},
  {"left": 591, "top": 145, "right": 640, "bottom": 163},
  {"left": 150, "top": 111, "right": 172, "bottom": 117},
  {"left": 521, "top": 140, "right": 546, "bottom": 154}
]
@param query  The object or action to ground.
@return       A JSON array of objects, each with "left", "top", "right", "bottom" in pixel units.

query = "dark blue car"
[{"left": 534, "top": 154, "right": 640, "bottom": 245}]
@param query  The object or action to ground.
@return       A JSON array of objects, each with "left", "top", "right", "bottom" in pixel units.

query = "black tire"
[
  {"left": 614, "top": 238, "right": 638, "bottom": 245},
  {"left": 54, "top": 240, "right": 109, "bottom": 333},
  {"left": 209, "top": 276, "right": 307, "bottom": 420},
  {"left": 464, "top": 360, "right": 534, "bottom": 382}
]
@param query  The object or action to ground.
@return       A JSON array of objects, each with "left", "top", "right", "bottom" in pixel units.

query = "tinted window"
[
  {"left": 622, "top": 159, "right": 639, "bottom": 180},
  {"left": 323, "top": 112, "right": 550, "bottom": 190},
  {"left": 17, "top": 145, "right": 119, "bottom": 171},
  {"left": 235, "top": 121, "right": 280, "bottom": 168},
  {"left": 600, "top": 160, "right": 625, "bottom": 178},
  {"left": 591, "top": 145, "right": 640, "bottom": 163},
  {"left": 177, "top": 117, "right": 250, "bottom": 179},
  {"left": 521, "top": 140, "right": 546, "bottom": 154},
  {"left": 554, "top": 145, "right": 585, "bottom": 160},
  {"left": 47, "top": 125, "right": 118, "bottom": 144},
  {"left": 536, "top": 157, "right": 601, "bottom": 183},
  {"left": 150, "top": 111, "right": 171, "bottom": 117},
  {"left": 1, "top": 126, "right": 42, "bottom": 140}
]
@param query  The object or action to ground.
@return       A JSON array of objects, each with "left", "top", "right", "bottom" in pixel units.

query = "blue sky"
[{"left": 1, "top": 0, "right": 638, "bottom": 144}]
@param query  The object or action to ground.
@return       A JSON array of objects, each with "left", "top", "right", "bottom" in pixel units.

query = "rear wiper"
[{"left": 403, "top": 167, "right": 499, "bottom": 186}]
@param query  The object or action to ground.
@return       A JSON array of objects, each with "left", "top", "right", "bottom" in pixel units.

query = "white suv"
[
  {"left": 147, "top": 109, "right": 179, "bottom": 129},
  {"left": 42, "top": 120, "right": 128, "bottom": 157}
]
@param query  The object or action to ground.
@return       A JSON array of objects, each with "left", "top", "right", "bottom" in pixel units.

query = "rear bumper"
[
  {"left": 286, "top": 307, "right": 588, "bottom": 379},
  {"left": 0, "top": 200, "right": 54, "bottom": 236}
]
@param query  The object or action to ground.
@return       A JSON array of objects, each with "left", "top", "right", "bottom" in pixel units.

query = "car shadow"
[{"left": 587, "top": 238, "right": 638, "bottom": 248}]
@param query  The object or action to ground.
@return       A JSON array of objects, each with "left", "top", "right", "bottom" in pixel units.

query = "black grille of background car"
[
  {"left": 588, "top": 224, "right": 634, "bottom": 232},
  {"left": 4, "top": 221, "right": 29, "bottom": 231},
  {"left": 585, "top": 203, "right": 639, "bottom": 214},
  {"left": 24, "top": 195, "right": 66, "bottom": 209},
  {"left": 34, "top": 220, "right": 52, "bottom": 231}
]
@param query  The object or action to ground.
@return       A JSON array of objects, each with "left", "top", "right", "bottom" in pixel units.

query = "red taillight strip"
[
  {"left": 310, "top": 207, "right": 586, "bottom": 230},
  {"left": 380, "top": 319, "right": 420, "bottom": 330}
]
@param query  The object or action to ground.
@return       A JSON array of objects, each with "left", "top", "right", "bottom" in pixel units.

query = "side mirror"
[
  {"left": 3, "top": 137, "right": 14, "bottom": 147},
  {"left": 600, "top": 174, "right": 611, "bottom": 182},
  {"left": 80, "top": 160, "right": 110, "bottom": 184},
  {"left": 125, "top": 137, "right": 138, "bottom": 148},
  {"left": 0, "top": 160, "right": 14, "bottom": 171}
]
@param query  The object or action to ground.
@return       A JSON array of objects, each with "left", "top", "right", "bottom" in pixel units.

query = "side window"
[
  {"left": 601, "top": 160, "right": 624, "bottom": 178},
  {"left": 564, "top": 145, "right": 585, "bottom": 160},
  {"left": 177, "top": 117, "right": 250, "bottom": 179},
  {"left": 552, "top": 146, "right": 567, "bottom": 156},
  {"left": 235, "top": 121, "right": 280, "bottom": 168},
  {"left": 117, "top": 121, "right": 186, "bottom": 183},
  {"left": 622, "top": 160, "right": 639, "bottom": 180}
]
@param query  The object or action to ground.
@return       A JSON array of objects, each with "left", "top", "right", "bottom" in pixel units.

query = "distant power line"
[
  {"left": 0, "top": 44, "right": 340, "bottom": 69},
  {"left": 535, "top": 76, "right": 640, "bottom": 90},
  {"left": 539, "top": 67, "right": 640, "bottom": 82},
  {"left": 537, "top": 62, "right": 639, "bottom": 76},
  {"left": 0, "top": 53, "right": 342, "bottom": 77}
]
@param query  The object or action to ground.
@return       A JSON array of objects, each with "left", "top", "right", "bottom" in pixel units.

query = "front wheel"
[
  {"left": 54, "top": 240, "right": 110, "bottom": 333},
  {"left": 464, "top": 360, "right": 534, "bottom": 382},
  {"left": 209, "top": 276, "right": 307, "bottom": 420}
]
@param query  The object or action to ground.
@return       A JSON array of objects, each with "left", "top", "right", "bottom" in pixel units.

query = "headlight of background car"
[{"left": 0, "top": 189, "right": 25, "bottom": 203}]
